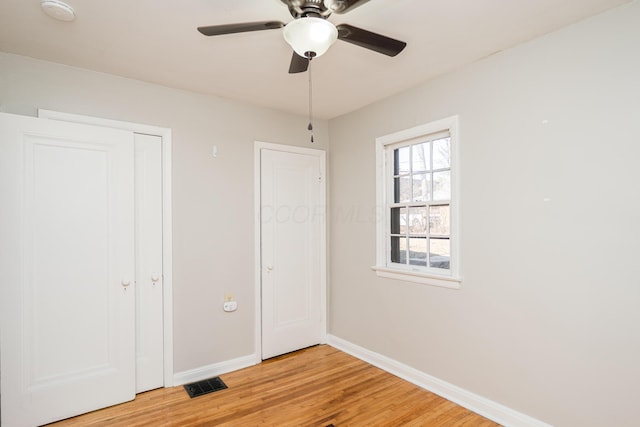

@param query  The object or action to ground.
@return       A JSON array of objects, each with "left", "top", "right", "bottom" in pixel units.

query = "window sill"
[{"left": 371, "top": 266, "right": 462, "bottom": 289}]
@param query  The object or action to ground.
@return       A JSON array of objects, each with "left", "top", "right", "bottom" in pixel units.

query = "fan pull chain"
[{"left": 307, "top": 55, "right": 314, "bottom": 143}]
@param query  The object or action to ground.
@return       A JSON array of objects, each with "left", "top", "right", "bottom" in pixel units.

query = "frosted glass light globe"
[{"left": 283, "top": 17, "right": 338, "bottom": 58}]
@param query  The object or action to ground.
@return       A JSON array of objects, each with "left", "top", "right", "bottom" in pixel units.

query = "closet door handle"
[
  {"left": 121, "top": 279, "right": 131, "bottom": 288},
  {"left": 151, "top": 272, "right": 161, "bottom": 282}
]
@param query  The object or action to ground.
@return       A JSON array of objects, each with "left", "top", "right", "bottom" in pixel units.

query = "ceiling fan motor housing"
[
  {"left": 281, "top": 0, "right": 332, "bottom": 19},
  {"left": 324, "top": 0, "right": 349, "bottom": 13}
]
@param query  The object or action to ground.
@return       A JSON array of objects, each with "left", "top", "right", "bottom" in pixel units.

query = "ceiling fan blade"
[
  {"left": 324, "top": 0, "right": 372, "bottom": 14},
  {"left": 197, "top": 21, "right": 285, "bottom": 36},
  {"left": 288, "top": 52, "right": 309, "bottom": 74},
  {"left": 336, "top": 24, "right": 406, "bottom": 57}
]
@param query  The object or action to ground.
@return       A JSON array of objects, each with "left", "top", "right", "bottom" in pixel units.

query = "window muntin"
[{"left": 388, "top": 134, "right": 451, "bottom": 273}]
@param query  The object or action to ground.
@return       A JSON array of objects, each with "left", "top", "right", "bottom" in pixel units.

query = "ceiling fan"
[{"left": 197, "top": 0, "right": 407, "bottom": 74}]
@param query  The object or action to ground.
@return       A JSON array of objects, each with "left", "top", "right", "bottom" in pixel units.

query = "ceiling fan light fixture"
[{"left": 283, "top": 17, "right": 338, "bottom": 58}]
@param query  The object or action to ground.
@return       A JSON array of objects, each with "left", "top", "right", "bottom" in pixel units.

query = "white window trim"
[{"left": 373, "top": 116, "right": 462, "bottom": 289}]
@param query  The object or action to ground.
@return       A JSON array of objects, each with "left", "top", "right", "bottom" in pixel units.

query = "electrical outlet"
[{"left": 223, "top": 301, "right": 238, "bottom": 312}]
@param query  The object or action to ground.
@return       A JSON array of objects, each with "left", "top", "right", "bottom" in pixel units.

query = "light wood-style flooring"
[{"left": 48, "top": 345, "right": 499, "bottom": 426}]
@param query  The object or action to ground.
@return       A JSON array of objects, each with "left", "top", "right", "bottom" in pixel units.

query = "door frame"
[
  {"left": 254, "top": 141, "right": 327, "bottom": 360},
  {"left": 38, "top": 109, "right": 174, "bottom": 387}
]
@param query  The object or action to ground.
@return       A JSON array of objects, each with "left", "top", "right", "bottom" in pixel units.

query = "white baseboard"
[
  {"left": 173, "top": 353, "right": 261, "bottom": 386},
  {"left": 327, "top": 335, "right": 553, "bottom": 427}
]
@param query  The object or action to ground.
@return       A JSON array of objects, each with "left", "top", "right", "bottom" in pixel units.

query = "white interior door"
[
  {"left": 0, "top": 113, "right": 136, "bottom": 426},
  {"left": 134, "top": 133, "right": 164, "bottom": 393},
  {"left": 35, "top": 111, "right": 168, "bottom": 393},
  {"left": 260, "top": 148, "right": 325, "bottom": 359}
]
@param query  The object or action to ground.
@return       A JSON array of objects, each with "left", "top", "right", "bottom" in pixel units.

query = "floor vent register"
[{"left": 183, "top": 376, "right": 228, "bottom": 398}]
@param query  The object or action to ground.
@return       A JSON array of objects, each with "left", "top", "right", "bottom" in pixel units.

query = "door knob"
[
  {"left": 151, "top": 272, "right": 161, "bottom": 282},
  {"left": 121, "top": 279, "right": 131, "bottom": 288},
  {"left": 265, "top": 265, "right": 273, "bottom": 272}
]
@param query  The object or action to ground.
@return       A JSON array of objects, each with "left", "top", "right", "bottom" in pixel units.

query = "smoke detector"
[{"left": 41, "top": 0, "right": 75, "bottom": 22}]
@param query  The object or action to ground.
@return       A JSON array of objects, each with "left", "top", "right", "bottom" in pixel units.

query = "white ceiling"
[{"left": 0, "top": 0, "right": 631, "bottom": 119}]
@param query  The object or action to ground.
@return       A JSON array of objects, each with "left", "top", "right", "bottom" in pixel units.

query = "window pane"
[
  {"left": 433, "top": 171, "right": 451, "bottom": 201},
  {"left": 412, "top": 173, "right": 430, "bottom": 202},
  {"left": 391, "top": 236, "right": 407, "bottom": 264},
  {"left": 409, "top": 237, "right": 427, "bottom": 266},
  {"left": 429, "top": 238, "right": 450, "bottom": 269},
  {"left": 429, "top": 205, "right": 450, "bottom": 236},
  {"left": 390, "top": 207, "right": 408, "bottom": 235},
  {"left": 408, "top": 207, "right": 427, "bottom": 235},
  {"left": 394, "top": 176, "right": 411, "bottom": 203},
  {"left": 432, "top": 137, "right": 450, "bottom": 169},
  {"left": 394, "top": 146, "right": 410, "bottom": 175},
  {"left": 412, "top": 142, "right": 430, "bottom": 172},
  {"left": 390, "top": 208, "right": 400, "bottom": 235}
]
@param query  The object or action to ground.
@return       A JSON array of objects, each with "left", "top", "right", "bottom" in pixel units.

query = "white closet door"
[
  {"left": 260, "top": 148, "right": 323, "bottom": 359},
  {"left": 0, "top": 113, "right": 136, "bottom": 427},
  {"left": 135, "top": 133, "right": 164, "bottom": 392}
]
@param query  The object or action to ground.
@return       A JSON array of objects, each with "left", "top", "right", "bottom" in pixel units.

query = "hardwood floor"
[{"left": 48, "top": 345, "right": 499, "bottom": 426}]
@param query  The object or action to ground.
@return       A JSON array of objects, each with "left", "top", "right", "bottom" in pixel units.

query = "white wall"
[
  {"left": 328, "top": 2, "right": 640, "bottom": 426},
  {"left": 0, "top": 52, "right": 329, "bottom": 373},
  {"left": 2, "top": 1, "right": 639, "bottom": 424}
]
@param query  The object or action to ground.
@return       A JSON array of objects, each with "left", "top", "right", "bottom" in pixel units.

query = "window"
[{"left": 374, "top": 116, "right": 461, "bottom": 288}]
